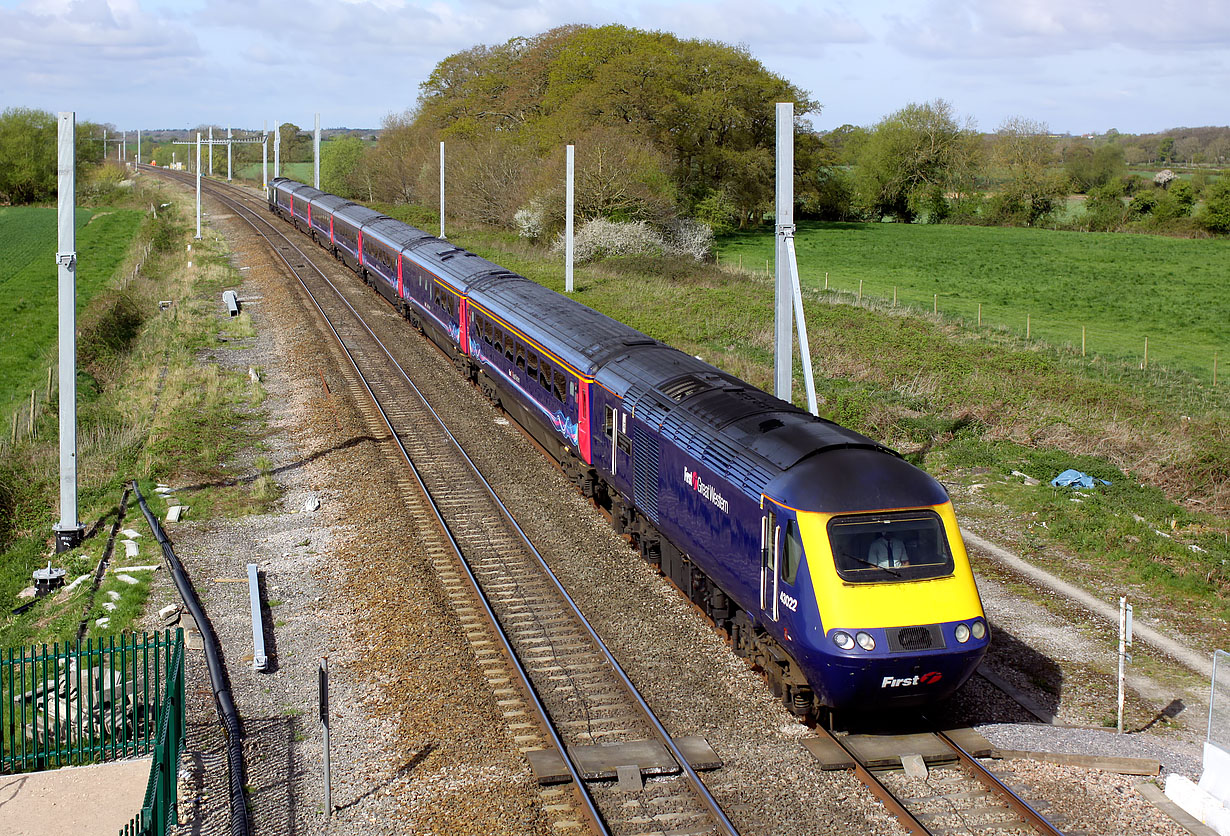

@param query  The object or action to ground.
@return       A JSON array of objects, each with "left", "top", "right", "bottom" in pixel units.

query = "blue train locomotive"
[{"left": 270, "top": 178, "right": 989, "bottom": 713}]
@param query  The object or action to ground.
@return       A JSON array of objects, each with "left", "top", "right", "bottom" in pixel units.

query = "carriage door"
[
  {"left": 604, "top": 403, "right": 632, "bottom": 483},
  {"left": 760, "top": 510, "right": 780, "bottom": 622}
]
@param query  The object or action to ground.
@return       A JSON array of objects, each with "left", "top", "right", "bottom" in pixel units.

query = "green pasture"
[
  {"left": 234, "top": 161, "right": 315, "bottom": 183},
  {"left": 0, "top": 206, "right": 143, "bottom": 416},
  {"left": 718, "top": 222, "right": 1229, "bottom": 384}
]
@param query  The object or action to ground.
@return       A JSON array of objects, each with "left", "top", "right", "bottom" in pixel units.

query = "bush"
[
  {"left": 1196, "top": 178, "right": 1230, "bottom": 234},
  {"left": 662, "top": 218, "right": 714, "bottom": 261},
  {"left": 552, "top": 218, "right": 665, "bottom": 262},
  {"left": 514, "top": 201, "right": 546, "bottom": 241}
]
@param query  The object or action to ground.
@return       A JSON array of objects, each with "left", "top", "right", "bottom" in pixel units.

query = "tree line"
[{"left": 0, "top": 108, "right": 117, "bottom": 204}]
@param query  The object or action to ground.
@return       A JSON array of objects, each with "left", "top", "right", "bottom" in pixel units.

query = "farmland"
[
  {"left": 0, "top": 206, "right": 143, "bottom": 420},
  {"left": 717, "top": 221, "right": 1229, "bottom": 384}
]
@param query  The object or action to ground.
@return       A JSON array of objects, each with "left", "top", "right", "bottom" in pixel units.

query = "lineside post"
[
  {"left": 227, "top": 125, "right": 232, "bottom": 181},
  {"left": 274, "top": 120, "right": 280, "bottom": 178},
  {"left": 262, "top": 121, "right": 268, "bottom": 191},
  {"left": 320, "top": 658, "right": 331, "bottom": 816},
  {"left": 439, "top": 141, "right": 445, "bottom": 239},
  {"left": 314, "top": 113, "right": 321, "bottom": 189},
  {"left": 53, "top": 112, "right": 84, "bottom": 553},
  {"left": 208, "top": 126, "right": 213, "bottom": 176}
]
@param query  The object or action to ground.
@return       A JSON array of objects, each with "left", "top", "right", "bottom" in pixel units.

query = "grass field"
[
  {"left": 234, "top": 161, "right": 315, "bottom": 182},
  {"left": 0, "top": 206, "right": 143, "bottom": 420},
  {"left": 717, "top": 221, "right": 1229, "bottom": 384}
]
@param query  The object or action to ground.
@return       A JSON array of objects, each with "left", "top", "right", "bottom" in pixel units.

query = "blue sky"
[{"left": 1, "top": 0, "right": 1226, "bottom": 135}]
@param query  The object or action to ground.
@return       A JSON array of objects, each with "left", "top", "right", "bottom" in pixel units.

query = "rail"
[{"left": 164, "top": 169, "right": 739, "bottom": 836}]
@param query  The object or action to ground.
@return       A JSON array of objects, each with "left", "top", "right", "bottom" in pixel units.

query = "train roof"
[
  {"left": 594, "top": 342, "right": 901, "bottom": 504},
  {"left": 309, "top": 194, "right": 354, "bottom": 213},
  {"left": 467, "top": 274, "right": 655, "bottom": 377},
  {"left": 764, "top": 447, "right": 949, "bottom": 514},
  {"left": 333, "top": 203, "right": 386, "bottom": 228},
  {"left": 363, "top": 217, "right": 435, "bottom": 250},
  {"left": 288, "top": 185, "right": 325, "bottom": 204}
]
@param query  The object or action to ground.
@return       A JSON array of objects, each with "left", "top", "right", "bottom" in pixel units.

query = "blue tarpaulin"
[{"left": 1051, "top": 469, "right": 1111, "bottom": 488}]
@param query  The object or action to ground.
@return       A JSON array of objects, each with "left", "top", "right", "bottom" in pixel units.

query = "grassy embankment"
[
  {"left": 0, "top": 184, "right": 277, "bottom": 651},
  {"left": 374, "top": 203, "right": 1229, "bottom": 649}
]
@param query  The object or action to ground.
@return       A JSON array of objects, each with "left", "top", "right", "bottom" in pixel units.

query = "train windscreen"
[{"left": 827, "top": 511, "right": 954, "bottom": 583}]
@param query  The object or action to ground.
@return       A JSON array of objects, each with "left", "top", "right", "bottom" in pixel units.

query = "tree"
[
  {"left": 1064, "top": 143, "right": 1125, "bottom": 193},
  {"left": 850, "top": 99, "right": 979, "bottom": 222},
  {"left": 1196, "top": 178, "right": 1230, "bottom": 234},
  {"left": 277, "top": 122, "right": 309, "bottom": 163},
  {"left": 0, "top": 107, "right": 57, "bottom": 203},
  {"left": 986, "top": 117, "right": 1065, "bottom": 226},
  {"left": 415, "top": 25, "right": 817, "bottom": 229},
  {"left": 321, "top": 136, "right": 369, "bottom": 200}
]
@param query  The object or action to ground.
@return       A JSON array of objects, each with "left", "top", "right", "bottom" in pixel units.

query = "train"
[{"left": 268, "top": 177, "right": 989, "bottom": 714}]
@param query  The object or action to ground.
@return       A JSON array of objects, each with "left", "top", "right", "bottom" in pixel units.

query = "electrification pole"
[
  {"left": 208, "top": 126, "right": 213, "bottom": 176},
  {"left": 227, "top": 125, "right": 232, "bottom": 181},
  {"left": 53, "top": 112, "right": 84, "bottom": 552},
  {"left": 274, "top": 120, "right": 280, "bottom": 178},
  {"left": 195, "top": 132, "right": 202, "bottom": 239},
  {"left": 774, "top": 103, "right": 818, "bottom": 414},
  {"left": 262, "top": 120, "right": 268, "bottom": 190},
  {"left": 565, "top": 144, "right": 574, "bottom": 293},
  {"left": 439, "top": 141, "right": 446, "bottom": 239},
  {"left": 314, "top": 113, "right": 320, "bottom": 189}
]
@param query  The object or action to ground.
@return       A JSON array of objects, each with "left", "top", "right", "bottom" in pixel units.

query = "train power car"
[{"left": 268, "top": 177, "right": 990, "bottom": 714}]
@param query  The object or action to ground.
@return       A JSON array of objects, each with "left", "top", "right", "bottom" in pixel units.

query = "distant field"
[
  {"left": 0, "top": 206, "right": 143, "bottom": 415},
  {"left": 718, "top": 221, "right": 1229, "bottom": 383},
  {"left": 234, "top": 161, "right": 315, "bottom": 182}
]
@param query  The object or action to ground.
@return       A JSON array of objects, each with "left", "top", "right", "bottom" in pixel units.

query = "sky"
[{"left": 1, "top": 0, "right": 1226, "bottom": 136}]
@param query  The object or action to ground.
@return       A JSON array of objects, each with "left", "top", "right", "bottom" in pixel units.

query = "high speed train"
[{"left": 270, "top": 177, "right": 989, "bottom": 714}]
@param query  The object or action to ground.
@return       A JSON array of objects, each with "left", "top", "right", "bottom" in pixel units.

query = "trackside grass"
[
  {"left": 0, "top": 184, "right": 277, "bottom": 651},
  {"left": 718, "top": 221, "right": 1229, "bottom": 385},
  {"left": 431, "top": 220, "right": 1228, "bottom": 650}
]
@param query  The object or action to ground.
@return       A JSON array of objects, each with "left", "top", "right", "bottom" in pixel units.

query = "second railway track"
[{"left": 156, "top": 169, "right": 739, "bottom": 836}]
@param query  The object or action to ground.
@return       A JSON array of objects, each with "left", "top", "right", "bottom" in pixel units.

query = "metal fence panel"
[
  {"left": 1, "top": 631, "right": 181, "bottom": 775},
  {"left": 1211, "top": 649, "right": 1230, "bottom": 753}
]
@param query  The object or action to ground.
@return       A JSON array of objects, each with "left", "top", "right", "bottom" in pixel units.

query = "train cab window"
[
  {"left": 781, "top": 520, "right": 803, "bottom": 585},
  {"left": 827, "top": 511, "right": 954, "bottom": 583},
  {"left": 603, "top": 405, "right": 615, "bottom": 438}
]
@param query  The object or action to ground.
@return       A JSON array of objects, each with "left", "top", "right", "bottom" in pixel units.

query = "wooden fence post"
[
  {"left": 978, "top": 303, "right": 981, "bottom": 326},
  {"left": 1082, "top": 326, "right": 1086, "bottom": 357},
  {"left": 1144, "top": 336, "right": 1149, "bottom": 370},
  {"left": 858, "top": 280, "right": 862, "bottom": 303},
  {"left": 1026, "top": 314, "right": 1031, "bottom": 340}
]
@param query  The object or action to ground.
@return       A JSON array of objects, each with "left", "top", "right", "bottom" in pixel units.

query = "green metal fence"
[
  {"left": 122, "top": 630, "right": 186, "bottom": 836},
  {"left": 2, "top": 630, "right": 183, "bottom": 773}
]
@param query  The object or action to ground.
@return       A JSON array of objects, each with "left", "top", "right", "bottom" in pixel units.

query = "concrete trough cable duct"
[{"left": 131, "top": 480, "right": 251, "bottom": 836}]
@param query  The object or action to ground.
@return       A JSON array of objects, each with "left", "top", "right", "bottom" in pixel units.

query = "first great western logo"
[{"left": 682, "top": 466, "right": 730, "bottom": 514}]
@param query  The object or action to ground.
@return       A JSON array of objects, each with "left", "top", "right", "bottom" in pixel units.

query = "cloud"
[
  {"left": 887, "top": 0, "right": 1230, "bottom": 59},
  {"left": 0, "top": 0, "right": 201, "bottom": 64}
]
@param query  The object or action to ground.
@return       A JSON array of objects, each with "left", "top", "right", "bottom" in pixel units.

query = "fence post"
[
  {"left": 1026, "top": 314, "right": 1031, "bottom": 340},
  {"left": 1144, "top": 336, "right": 1149, "bottom": 370}
]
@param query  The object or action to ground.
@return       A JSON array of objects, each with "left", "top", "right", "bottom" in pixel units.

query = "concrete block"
[
  {"left": 122, "top": 540, "right": 140, "bottom": 558},
  {"left": 116, "top": 574, "right": 139, "bottom": 585},
  {"left": 166, "top": 505, "right": 185, "bottom": 522},
  {"left": 95, "top": 617, "right": 110, "bottom": 628},
  {"left": 303, "top": 495, "right": 320, "bottom": 513},
  {"left": 121, "top": 529, "right": 141, "bottom": 539}
]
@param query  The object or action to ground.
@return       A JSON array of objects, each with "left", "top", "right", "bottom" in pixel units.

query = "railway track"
[
  {"left": 817, "top": 725, "right": 1072, "bottom": 836},
  {"left": 151, "top": 169, "right": 739, "bottom": 836}
]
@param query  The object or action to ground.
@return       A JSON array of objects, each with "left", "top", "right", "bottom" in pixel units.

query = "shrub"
[
  {"left": 552, "top": 218, "right": 665, "bottom": 262},
  {"left": 1196, "top": 178, "right": 1230, "bottom": 234},
  {"left": 662, "top": 218, "right": 714, "bottom": 261},
  {"left": 514, "top": 201, "right": 546, "bottom": 241}
]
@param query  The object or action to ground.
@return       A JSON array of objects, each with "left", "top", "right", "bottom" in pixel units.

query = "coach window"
[
  {"left": 539, "top": 363, "right": 551, "bottom": 391},
  {"left": 515, "top": 342, "right": 526, "bottom": 371},
  {"left": 781, "top": 520, "right": 802, "bottom": 585},
  {"left": 494, "top": 327, "right": 504, "bottom": 355},
  {"left": 527, "top": 350, "right": 539, "bottom": 381},
  {"left": 553, "top": 370, "right": 566, "bottom": 403}
]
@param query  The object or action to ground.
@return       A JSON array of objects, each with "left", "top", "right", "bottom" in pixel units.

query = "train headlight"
[
  {"left": 855, "top": 631, "right": 876, "bottom": 651},
  {"left": 971, "top": 620, "right": 987, "bottom": 640},
  {"left": 955, "top": 623, "right": 971, "bottom": 643},
  {"left": 832, "top": 631, "right": 855, "bottom": 650}
]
